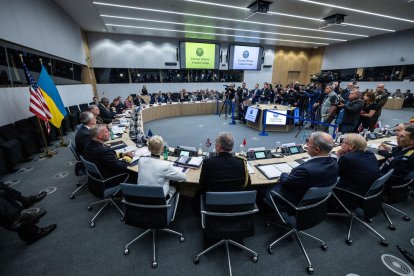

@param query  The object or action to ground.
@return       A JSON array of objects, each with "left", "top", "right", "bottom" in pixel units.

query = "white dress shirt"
[{"left": 137, "top": 156, "right": 187, "bottom": 196}]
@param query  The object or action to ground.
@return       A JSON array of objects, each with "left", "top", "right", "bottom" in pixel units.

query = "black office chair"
[
  {"left": 193, "top": 191, "right": 259, "bottom": 276},
  {"left": 79, "top": 103, "right": 89, "bottom": 112},
  {"left": 381, "top": 171, "right": 413, "bottom": 230},
  {"left": 68, "top": 140, "right": 87, "bottom": 199},
  {"left": 266, "top": 180, "right": 338, "bottom": 274},
  {"left": 120, "top": 183, "right": 184, "bottom": 268},
  {"left": 80, "top": 156, "right": 129, "bottom": 228},
  {"left": 332, "top": 169, "right": 394, "bottom": 247}
]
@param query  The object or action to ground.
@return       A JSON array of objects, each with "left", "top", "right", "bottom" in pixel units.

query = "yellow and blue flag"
[{"left": 37, "top": 65, "right": 67, "bottom": 128}]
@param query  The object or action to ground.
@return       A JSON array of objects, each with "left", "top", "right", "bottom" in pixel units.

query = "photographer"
[
  {"left": 337, "top": 88, "right": 364, "bottom": 134},
  {"left": 261, "top": 82, "right": 271, "bottom": 103},
  {"left": 304, "top": 84, "right": 321, "bottom": 122},
  {"left": 224, "top": 84, "right": 236, "bottom": 117}
]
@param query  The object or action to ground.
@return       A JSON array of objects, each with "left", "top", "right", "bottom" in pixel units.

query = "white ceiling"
[{"left": 54, "top": 0, "right": 414, "bottom": 48}]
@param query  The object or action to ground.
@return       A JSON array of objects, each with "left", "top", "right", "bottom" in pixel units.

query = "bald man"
[
  {"left": 369, "top": 83, "right": 388, "bottom": 131},
  {"left": 266, "top": 131, "right": 339, "bottom": 205}
]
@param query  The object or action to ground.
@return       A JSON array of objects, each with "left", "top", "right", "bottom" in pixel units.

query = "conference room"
[{"left": 1, "top": 0, "right": 414, "bottom": 275}]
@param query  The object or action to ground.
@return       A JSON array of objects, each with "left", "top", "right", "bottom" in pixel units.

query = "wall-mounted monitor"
[
  {"left": 228, "top": 45, "right": 263, "bottom": 70},
  {"left": 179, "top": 42, "right": 220, "bottom": 69},
  {"left": 265, "top": 110, "right": 287, "bottom": 125},
  {"left": 245, "top": 106, "right": 259, "bottom": 122}
]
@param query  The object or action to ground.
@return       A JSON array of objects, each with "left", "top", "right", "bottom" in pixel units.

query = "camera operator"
[
  {"left": 223, "top": 84, "right": 236, "bottom": 116},
  {"left": 337, "top": 88, "right": 364, "bottom": 134},
  {"left": 304, "top": 83, "right": 321, "bottom": 125},
  {"left": 261, "top": 82, "right": 272, "bottom": 103}
]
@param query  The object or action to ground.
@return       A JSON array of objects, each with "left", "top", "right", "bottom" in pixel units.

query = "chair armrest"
[
  {"left": 391, "top": 179, "right": 413, "bottom": 189},
  {"left": 121, "top": 199, "right": 170, "bottom": 209},
  {"left": 334, "top": 186, "right": 383, "bottom": 201},
  {"left": 269, "top": 190, "right": 297, "bottom": 209},
  {"left": 103, "top": 173, "right": 130, "bottom": 186},
  {"left": 170, "top": 192, "right": 180, "bottom": 222},
  {"left": 295, "top": 192, "right": 332, "bottom": 211}
]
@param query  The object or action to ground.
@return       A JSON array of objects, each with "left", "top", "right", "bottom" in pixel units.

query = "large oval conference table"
[{"left": 117, "top": 102, "right": 392, "bottom": 194}]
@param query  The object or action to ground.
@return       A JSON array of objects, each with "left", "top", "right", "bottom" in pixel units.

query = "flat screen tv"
[
  {"left": 179, "top": 42, "right": 220, "bottom": 69},
  {"left": 228, "top": 45, "right": 263, "bottom": 70}
]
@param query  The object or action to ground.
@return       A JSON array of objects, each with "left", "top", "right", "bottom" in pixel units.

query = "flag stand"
[
  {"left": 37, "top": 117, "right": 56, "bottom": 158},
  {"left": 55, "top": 129, "right": 68, "bottom": 147}
]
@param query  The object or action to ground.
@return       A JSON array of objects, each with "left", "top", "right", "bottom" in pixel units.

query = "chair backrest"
[
  {"left": 366, "top": 169, "right": 394, "bottom": 197},
  {"left": 203, "top": 191, "right": 257, "bottom": 240},
  {"left": 69, "top": 105, "right": 81, "bottom": 114},
  {"left": 69, "top": 140, "right": 80, "bottom": 161},
  {"left": 121, "top": 183, "right": 172, "bottom": 229},
  {"left": 79, "top": 156, "right": 103, "bottom": 180},
  {"left": 294, "top": 180, "right": 338, "bottom": 231},
  {"left": 79, "top": 103, "right": 89, "bottom": 112},
  {"left": 387, "top": 171, "right": 414, "bottom": 203},
  {"left": 206, "top": 178, "right": 246, "bottom": 192}
]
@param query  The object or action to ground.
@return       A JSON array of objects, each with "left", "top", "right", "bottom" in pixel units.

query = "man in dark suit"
[
  {"left": 336, "top": 133, "right": 381, "bottom": 195},
  {"left": 199, "top": 132, "right": 250, "bottom": 192},
  {"left": 266, "top": 131, "right": 338, "bottom": 206},
  {"left": 0, "top": 182, "right": 56, "bottom": 244},
  {"left": 75, "top": 111, "right": 96, "bottom": 157},
  {"left": 98, "top": 98, "right": 113, "bottom": 124},
  {"left": 378, "top": 124, "right": 414, "bottom": 191},
  {"left": 251, "top": 83, "right": 261, "bottom": 104},
  {"left": 83, "top": 125, "right": 136, "bottom": 181}
]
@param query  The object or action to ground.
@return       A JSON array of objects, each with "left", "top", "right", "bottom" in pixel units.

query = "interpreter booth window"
[
  {"left": 401, "top": 65, "right": 414, "bottom": 81},
  {"left": 188, "top": 70, "right": 218, "bottom": 82},
  {"left": 339, "top": 68, "right": 356, "bottom": 81},
  {"left": 130, "top": 69, "right": 161, "bottom": 83},
  {"left": 161, "top": 69, "right": 188, "bottom": 83},
  {"left": 219, "top": 70, "right": 243, "bottom": 82},
  {"left": 73, "top": 64, "right": 83, "bottom": 84},
  {"left": 52, "top": 59, "right": 75, "bottom": 85},
  {"left": 0, "top": 46, "right": 11, "bottom": 86},
  {"left": 95, "top": 68, "right": 130, "bottom": 83}
]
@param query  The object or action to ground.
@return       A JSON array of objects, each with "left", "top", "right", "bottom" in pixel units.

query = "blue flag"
[{"left": 147, "top": 129, "right": 153, "bottom": 137}]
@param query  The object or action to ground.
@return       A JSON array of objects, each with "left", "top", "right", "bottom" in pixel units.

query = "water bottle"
[
  {"left": 109, "top": 129, "right": 115, "bottom": 140},
  {"left": 198, "top": 143, "right": 203, "bottom": 156},
  {"left": 163, "top": 145, "right": 168, "bottom": 160}
]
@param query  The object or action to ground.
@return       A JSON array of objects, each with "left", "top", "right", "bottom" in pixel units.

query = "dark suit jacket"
[
  {"left": 273, "top": 156, "right": 338, "bottom": 205},
  {"left": 337, "top": 151, "right": 381, "bottom": 195},
  {"left": 83, "top": 140, "right": 129, "bottom": 179},
  {"left": 98, "top": 103, "right": 113, "bottom": 124},
  {"left": 379, "top": 146, "right": 414, "bottom": 188},
  {"left": 74, "top": 125, "right": 90, "bottom": 157},
  {"left": 199, "top": 152, "right": 250, "bottom": 192}
]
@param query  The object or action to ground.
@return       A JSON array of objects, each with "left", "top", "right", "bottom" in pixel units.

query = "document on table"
[
  {"left": 115, "top": 146, "right": 137, "bottom": 154},
  {"left": 257, "top": 164, "right": 283, "bottom": 179},
  {"left": 247, "top": 161, "right": 255, "bottom": 174},
  {"left": 274, "top": 163, "right": 293, "bottom": 173},
  {"left": 187, "top": 156, "right": 203, "bottom": 167}
]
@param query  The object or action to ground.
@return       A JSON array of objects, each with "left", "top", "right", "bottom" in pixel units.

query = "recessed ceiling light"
[
  {"left": 340, "top": 23, "right": 395, "bottom": 32},
  {"left": 93, "top": 2, "right": 368, "bottom": 37},
  {"left": 298, "top": 0, "right": 414, "bottom": 23},
  {"left": 101, "top": 15, "right": 347, "bottom": 41},
  {"left": 105, "top": 23, "right": 330, "bottom": 45},
  {"left": 184, "top": 0, "right": 394, "bottom": 31}
]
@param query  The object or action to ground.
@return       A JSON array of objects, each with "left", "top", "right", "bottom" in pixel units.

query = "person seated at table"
[
  {"left": 336, "top": 133, "right": 381, "bottom": 195},
  {"left": 378, "top": 124, "right": 414, "bottom": 191},
  {"left": 98, "top": 98, "right": 114, "bottom": 124},
  {"left": 88, "top": 105, "right": 104, "bottom": 124},
  {"left": 124, "top": 95, "right": 134, "bottom": 108},
  {"left": 137, "top": 135, "right": 186, "bottom": 199},
  {"left": 83, "top": 125, "right": 136, "bottom": 181},
  {"left": 133, "top": 94, "right": 146, "bottom": 106},
  {"left": 110, "top": 98, "right": 123, "bottom": 114},
  {"left": 75, "top": 111, "right": 96, "bottom": 157},
  {"left": 165, "top": 92, "right": 174, "bottom": 103},
  {"left": 199, "top": 132, "right": 250, "bottom": 192},
  {"left": 265, "top": 131, "right": 338, "bottom": 207},
  {"left": 0, "top": 182, "right": 56, "bottom": 244}
]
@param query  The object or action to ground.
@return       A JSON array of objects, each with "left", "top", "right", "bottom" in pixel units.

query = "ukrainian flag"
[{"left": 37, "top": 65, "right": 67, "bottom": 128}]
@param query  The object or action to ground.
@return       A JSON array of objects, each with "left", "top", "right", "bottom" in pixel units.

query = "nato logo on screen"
[
  {"left": 243, "top": 50, "right": 249, "bottom": 58},
  {"left": 196, "top": 48, "right": 204, "bottom": 57},
  {"left": 272, "top": 113, "right": 279, "bottom": 118}
]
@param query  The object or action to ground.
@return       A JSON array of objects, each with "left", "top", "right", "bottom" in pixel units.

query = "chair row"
[{"left": 75, "top": 153, "right": 413, "bottom": 275}]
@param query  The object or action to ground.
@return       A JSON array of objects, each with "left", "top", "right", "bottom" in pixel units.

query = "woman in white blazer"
[{"left": 137, "top": 135, "right": 186, "bottom": 198}]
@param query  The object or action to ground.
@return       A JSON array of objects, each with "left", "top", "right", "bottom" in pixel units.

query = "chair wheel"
[
  {"left": 346, "top": 239, "right": 352, "bottom": 245},
  {"left": 268, "top": 247, "right": 274, "bottom": 254},
  {"left": 90, "top": 222, "right": 95, "bottom": 228},
  {"left": 120, "top": 217, "right": 125, "bottom": 222},
  {"left": 252, "top": 255, "right": 258, "bottom": 263},
  {"left": 124, "top": 249, "right": 129, "bottom": 255},
  {"left": 76, "top": 182, "right": 81, "bottom": 187},
  {"left": 403, "top": 215, "right": 410, "bottom": 221},
  {"left": 266, "top": 220, "right": 271, "bottom": 227},
  {"left": 388, "top": 225, "right": 396, "bottom": 231},
  {"left": 307, "top": 266, "right": 314, "bottom": 274},
  {"left": 88, "top": 206, "right": 93, "bottom": 211},
  {"left": 152, "top": 261, "right": 158, "bottom": 268},
  {"left": 321, "top": 244, "right": 328, "bottom": 251},
  {"left": 380, "top": 240, "right": 388, "bottom": 247},
  {"left": 70, "top": 195, "right": 75, "bottom": 199},
  {"left": 193, "top": 257, "right": 200, "bottom": 264},
  {"left": 180, "top": 237, "right": 185, "bottom": 243}
]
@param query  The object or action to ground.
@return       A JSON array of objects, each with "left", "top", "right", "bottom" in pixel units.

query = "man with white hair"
[{"left": 319, "top": 84, "right": 340, "bottom": 133}]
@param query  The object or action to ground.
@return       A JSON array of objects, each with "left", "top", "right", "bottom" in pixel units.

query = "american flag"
[{"left": 22, "top": 60, "right": 52, "bottom": 133}]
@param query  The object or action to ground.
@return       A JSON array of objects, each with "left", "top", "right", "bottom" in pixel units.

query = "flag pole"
[
  {"left": 39, "top": 58, "right": 67, "bottom": 148},
  {"left": 20, "top": 54, "right": 55, "bottom": 158}
]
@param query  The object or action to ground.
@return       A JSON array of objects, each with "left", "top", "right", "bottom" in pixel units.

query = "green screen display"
[{"left": 180, "top": 42, "right": 220, "bottom": 69}]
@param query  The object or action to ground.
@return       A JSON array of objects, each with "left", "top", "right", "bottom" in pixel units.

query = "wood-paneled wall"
[{"left": 272, "top": 46, "right": 324, "bottom": 86}]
